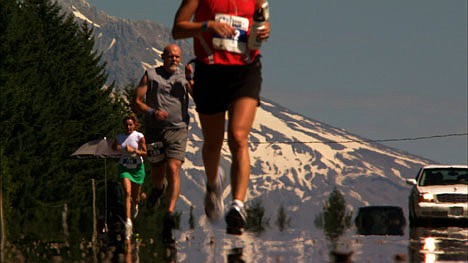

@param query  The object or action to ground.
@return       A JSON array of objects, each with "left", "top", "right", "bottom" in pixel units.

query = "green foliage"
[
  {"left": 245, "top": 199, "right": 269, "bottom": 235},
  {"left": 314, "top": 188, "right": 353, "bottom": 246},
  {"left": 0, "top": 0, "right": 126, "bottom": 241}
]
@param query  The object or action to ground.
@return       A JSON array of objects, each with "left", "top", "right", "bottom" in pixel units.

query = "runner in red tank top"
[
  {"left": 193, "top": 0, "right": 260, "bottom": 65},
  {"left": 173, "top": 0, "right": 270, "bottom": 235}
]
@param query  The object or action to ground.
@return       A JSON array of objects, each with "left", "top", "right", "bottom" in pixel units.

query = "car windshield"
[{"left": 419, "top": 168, "right": 468, "bottom": 186}]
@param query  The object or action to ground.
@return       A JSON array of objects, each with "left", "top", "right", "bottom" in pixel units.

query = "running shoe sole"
[{"left": 225, "top": 206, "right": 247, "bottom": 235}]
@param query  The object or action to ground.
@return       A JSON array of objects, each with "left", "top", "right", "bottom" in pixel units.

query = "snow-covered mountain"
[
  {"left": 55, "top": 0, "right": 193, "bottom": 87},
  {"left": 56, "top": 0, "right": 433, "bottom": 229},
  {"left": 182, "top": 99, "right": 431, "bottom": 227}
]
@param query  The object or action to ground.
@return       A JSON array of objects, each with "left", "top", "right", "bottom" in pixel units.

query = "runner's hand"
[{"left": 211, "top": 21, "right": 235, "bottom": 38}]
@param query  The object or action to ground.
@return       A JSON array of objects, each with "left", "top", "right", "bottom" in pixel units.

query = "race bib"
[
  {"left": 213, "top": 13, "right": 249, "bottom": 54},
  {"left": 147, "top": 141, "right": 165, "bottom": 163},
  {"left": 122, "top": 157, "right": 138, "bottom": 169}
]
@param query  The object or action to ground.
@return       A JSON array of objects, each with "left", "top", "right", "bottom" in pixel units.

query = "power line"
[
  {"left": 2, "top": 121, "right": 466, "bottom": 145},
  {"left": 189, "top": 133, "right": 468, "bottom": 145}
]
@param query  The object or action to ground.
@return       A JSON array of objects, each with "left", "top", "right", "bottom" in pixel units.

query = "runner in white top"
[{"left": 112, "top": 114, "right": 147, "bottom": 240}]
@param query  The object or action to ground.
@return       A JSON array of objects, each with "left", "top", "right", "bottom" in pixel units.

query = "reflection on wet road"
[
  {"left": 4, "top": 213, "right": 467, "bottom": 262},
  {"left": 409, "top": 225, "right": 468, "bottom": 263},
  {"left": 116, "top": 224, "right": 466, "bottom": 262}
]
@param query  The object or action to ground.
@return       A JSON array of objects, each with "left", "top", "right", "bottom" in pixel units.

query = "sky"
[{"left": 87, "top": 0, "right": 467, "bottom": 165}]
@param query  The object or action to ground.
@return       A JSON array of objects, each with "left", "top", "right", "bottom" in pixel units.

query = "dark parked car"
[{"left": 354, "top": 206, "right": 406, "bottom": 235}]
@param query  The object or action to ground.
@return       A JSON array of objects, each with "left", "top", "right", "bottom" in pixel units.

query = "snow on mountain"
[
  {"left": 55, "top": 0, "right": 192, "bottom": 87},
  {"left": 180, "top": 98, "right": 432, "bottom": 229},
  {"left": 56, "top": 0, "right": 434, "bottom": 231},
  {"left": 71, "top": 4, "right": 100, "bottom": 27}
]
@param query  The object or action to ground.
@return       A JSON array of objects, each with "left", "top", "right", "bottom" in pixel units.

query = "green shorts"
[{"left": 118, "top": 163, "right": 146, "bottom": 185}]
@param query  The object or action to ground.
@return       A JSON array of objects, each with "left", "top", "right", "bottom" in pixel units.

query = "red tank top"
[{"left": 194, "top": 0, "right": 260, "bottom": 65}]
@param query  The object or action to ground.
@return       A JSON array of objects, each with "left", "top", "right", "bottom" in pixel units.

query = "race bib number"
[
  {"left": 147, "top": 142, "right": 165, "bottom": 163},
  {"left": 213, "top": 14, "right": 249, "bottom": 54},
  {"left": 122, "top": 157, "right": 138, "bottom": 169}
]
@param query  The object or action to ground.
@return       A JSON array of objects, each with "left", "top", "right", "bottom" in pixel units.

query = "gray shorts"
[{"left": 146, "top": 128, "right": 188, "bottom": 164}]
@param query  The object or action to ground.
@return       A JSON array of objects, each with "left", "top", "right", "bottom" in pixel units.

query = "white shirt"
[{"left": 116, "top": 131, "right": 144, "bottom": 167}]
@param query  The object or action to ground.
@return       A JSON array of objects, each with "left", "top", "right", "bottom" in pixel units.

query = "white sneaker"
[
  {"left": 204, "top": 167, "right": 225, "bottom": 222},
  {"left": 133, "top": 204, "right": 139, "bottom": 219},
  {"left": 124, "top": 219, "right": 133, "bottom": 240}
]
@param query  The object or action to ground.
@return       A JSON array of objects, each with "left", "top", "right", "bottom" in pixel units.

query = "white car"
[{"left": 406, "top": 165, "right": 468, "bottom": 226}]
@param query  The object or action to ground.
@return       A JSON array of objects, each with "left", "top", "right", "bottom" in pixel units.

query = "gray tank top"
[{"left": 144, "top": 66, "right": 190, "bottom": 133}]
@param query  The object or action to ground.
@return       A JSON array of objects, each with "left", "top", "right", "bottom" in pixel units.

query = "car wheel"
[
  {"left": 408, "top": 201, "right": 419, "bottom": 227},
  {"left": 409, "top": 212, "right": 420, "bottom": 227}
]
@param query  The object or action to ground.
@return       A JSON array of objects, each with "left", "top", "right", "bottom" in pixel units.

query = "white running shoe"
[
  {"left": 133, "top": 204, "right": 139, "bottom": 219},
  {"left": 124, "top": 219, "right": 133, "bottom": 240},
  {"left": 204, "top": 167, "right": 225, "bottom": 222}
]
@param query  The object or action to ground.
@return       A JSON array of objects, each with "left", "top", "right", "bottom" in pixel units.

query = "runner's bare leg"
[
  {"left": 166, "top": 158, "right": 182, "bottom": 213},
  {"left": 228, "top": 97, "right": 257, "bottom": 201},
  {"left": 199, "top": 112, "right": 226, "bottom": 186}
]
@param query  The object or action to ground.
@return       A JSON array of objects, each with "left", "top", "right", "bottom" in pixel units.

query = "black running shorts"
[{"left": 193, "top": 57, "right": 262, "bottom": 114}]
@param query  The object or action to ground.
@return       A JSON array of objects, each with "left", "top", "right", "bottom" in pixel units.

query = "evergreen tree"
[
  {"left": 245, "top": 199, "right": 269, "bottom": 235},
  {"left": 1, "top": 0, "right": 124, "bottom": 240},
  {"left": 0, "top": 0, "right": 19, "bottom": 249},
  {"left": 314, "top": 188, "right": 353, "bottom": 248},
  {"left": 276, "top": 205, "right": 291, "bottom": 232},
  {"left": 189, "top": 206, "right": 195, "bottom": 230}
]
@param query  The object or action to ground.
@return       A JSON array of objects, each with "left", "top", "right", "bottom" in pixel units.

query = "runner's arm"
[
  {"left": 172, "top": 0, "right": 235, "bottom": 39},
  {"left": 131, "top": 73, "right": 151, "bottom": 114},
  {"left": 137, "top": 136, "right": 147, "bottom": 157}
]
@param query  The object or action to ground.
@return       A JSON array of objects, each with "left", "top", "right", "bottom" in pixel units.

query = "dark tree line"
[{"left": 1, "top": 0, "right": 126, "bottom": 240}]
